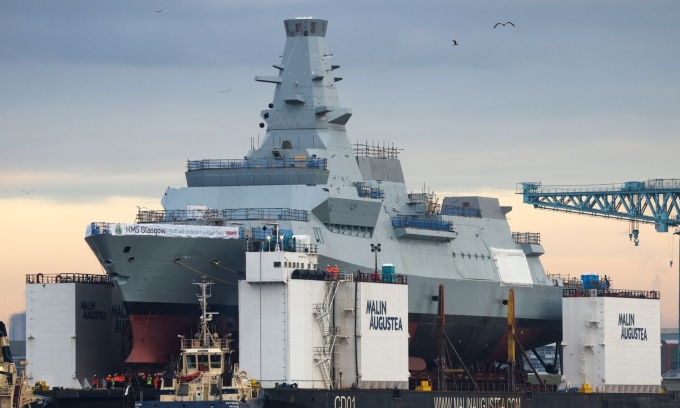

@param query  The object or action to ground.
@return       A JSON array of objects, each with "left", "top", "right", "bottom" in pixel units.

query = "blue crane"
[{"left": 517, "top": 179, "right": 680, "bottom": 245}]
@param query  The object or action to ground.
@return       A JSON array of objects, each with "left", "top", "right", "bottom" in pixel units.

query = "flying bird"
[
  {"left": 452, "top": 40, "right": 459, "bottom": 46},
  {"left": 313, "top": 53, "right": 334, "bottom": 60},
  {"left": 494, "top": 22, "right": 515, "bottom": 28},
  {"left": 155, "top": 9, "right": 167, "bottom": 13},
  {"left": 21, "top": 190, "right": 31, "bottom": 194},
  {"left": 220, "top": 89, "right": 231, "bottom": 93}
]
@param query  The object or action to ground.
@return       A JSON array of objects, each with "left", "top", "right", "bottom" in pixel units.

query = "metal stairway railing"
[{"left": 313, "top": 280, "right": 340, "bottom": 389}]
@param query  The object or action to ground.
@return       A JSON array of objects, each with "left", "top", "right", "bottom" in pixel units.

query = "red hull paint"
[
  {"left": 125, "top": 314, "right": 196, "bottom": 364},
  {"left": 408, "top": 322, "right": 418, "bottom": 346},
  {"left": 492, "top": 326, "right": 547, "bottom": 361}
]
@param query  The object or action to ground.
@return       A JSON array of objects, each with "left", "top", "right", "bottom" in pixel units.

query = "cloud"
[{"left": 2, "top": 0, "right": 680, "bottom": 326}]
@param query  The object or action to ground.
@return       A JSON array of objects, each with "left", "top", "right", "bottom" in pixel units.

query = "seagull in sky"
[
  {"left": 220, "top": 89, "right": 231, "bottom": 93},
  {"left": 21, "top": 190, "right": 31, "bottom": 194},
  {"left": 155, "top": 9, "right": 167, "bottom": 13},
  {"left": 494, "top": 22, "right": 515, "bottom": 28},
  {"left": 452, "top": 40, "right": 459, "bottom": 46}
]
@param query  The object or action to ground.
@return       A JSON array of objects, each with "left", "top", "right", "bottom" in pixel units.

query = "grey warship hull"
[{"left": 85, "top": 17, "right": 563, "bottom": 365}]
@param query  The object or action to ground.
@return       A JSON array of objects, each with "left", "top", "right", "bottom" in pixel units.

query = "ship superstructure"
[
  {"left": 1, "top": 321, "right": 46, "bottom": 408},
  {"left": 85, "top": 17, "right": 563, "bottom": 367}
]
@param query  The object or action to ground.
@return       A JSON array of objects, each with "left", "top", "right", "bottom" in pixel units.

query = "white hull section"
[
  {"left": 562, "top": 290, "right": 661, "bottom": 392},
  {"left": 239, "top": 250, "right": 409, "bottom": 390}
]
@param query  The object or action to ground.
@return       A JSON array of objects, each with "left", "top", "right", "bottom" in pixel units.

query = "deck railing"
[
  {"left": 26, "top": 273, "right": 111, "bottom": 285},
  {"left": 512, "top": 232, "right": 541, "bottom": 245},
  {"left": 135, "top": 208, "right": 309, "bottom": 224},
  {"left": 563, "top": 288, "right": 659, "bottom": 299},
  {"left": 187, "top": 158, "right": 327, "bottom": 171}
]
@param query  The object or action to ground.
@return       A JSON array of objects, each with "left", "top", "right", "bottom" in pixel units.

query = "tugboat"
[
  {"left": 0, "top": 321, "right": 52, "bottom": 408},
  {"left": 136, "top": 282, "right": 263, "bottom": 407}
]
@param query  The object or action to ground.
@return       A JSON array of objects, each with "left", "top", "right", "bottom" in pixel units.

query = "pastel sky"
[{"left": 2, "top": 1, "right": 679, "bottom": 329}]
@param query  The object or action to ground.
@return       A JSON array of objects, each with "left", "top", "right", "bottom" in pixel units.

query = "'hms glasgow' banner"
[{"left": 87, "top": 223, "right": 240, "bottom": 239}]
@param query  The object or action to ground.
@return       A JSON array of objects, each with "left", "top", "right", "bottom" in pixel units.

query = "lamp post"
[{"left": 370, "top": 243, "right": 381, "bottom": 273}]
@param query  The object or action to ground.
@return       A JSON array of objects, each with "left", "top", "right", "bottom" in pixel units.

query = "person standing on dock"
[{"left": 124, "top": 384, "right": 135, "bottom": 408}]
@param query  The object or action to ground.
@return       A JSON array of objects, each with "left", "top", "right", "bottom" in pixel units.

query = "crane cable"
[
  {"left": 672, "top": 229, "right": 679, "bottom": 268},
  {"left": 174, "top": 258, "right": 236, "bottom": 286},
  {"left": 670, "top": 232, "right": 674, "bottom": 268}
]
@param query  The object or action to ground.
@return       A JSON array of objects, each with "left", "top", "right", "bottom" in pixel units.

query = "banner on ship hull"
[{"left": 86, "top": 223, "right": 240, "bottom": 239}]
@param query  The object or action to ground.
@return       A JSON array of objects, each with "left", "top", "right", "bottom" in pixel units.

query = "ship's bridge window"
[
  {"left": 311, "top": 22, "right": 316, "bottom": 33},
  {"left": 186, "top": 354, "right": 197, "bottom": 370},
  {"left": 210, "top": 354, "right": 221, "bottom": 369},
  {"left": 197, "top": 354, "right": 209, "bottom": 371},
  {"left": 274, "top": 261, "right": 281, "bottom": 267}
]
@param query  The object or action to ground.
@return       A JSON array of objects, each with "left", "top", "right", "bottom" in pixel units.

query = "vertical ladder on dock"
[{"left": 314, "top": 280, "right": 340, "bottom": 389}]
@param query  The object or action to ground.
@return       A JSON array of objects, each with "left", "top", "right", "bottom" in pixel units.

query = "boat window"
[
  {"left": 186, "top": 354, "right": 197, "bottom": 370},
  {"left": 311, "top": 22, "right": 316, "bottom": 33},
  {"left": 198, "top": 354, "right": 209, "bottom": 371},
  {"left": 210, "top": 354, "right": 221, "bottom": 369},
  {"left": 295, "top": 23, "right": 302, "bottom": 33},
  {"left": 274, "top": 261, "right": 281, "bottom": 267}
]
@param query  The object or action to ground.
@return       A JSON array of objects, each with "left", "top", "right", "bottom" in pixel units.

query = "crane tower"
[
  {"left": 519, "top": 179, "right": 680, "bottom": 370},
  {"left": 517, "top": 179, "right": 680, "bottom": 245}
]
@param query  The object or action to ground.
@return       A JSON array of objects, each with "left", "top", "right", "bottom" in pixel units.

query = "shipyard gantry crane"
[
  {"left": 517, "top": 179, "right": 680, "bottom": 245},
  {"left": 518, "top": 178, "right": 680, "bottom": 368}
]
